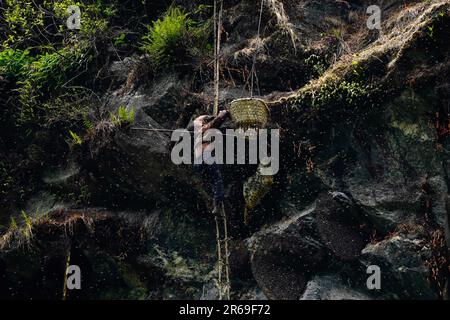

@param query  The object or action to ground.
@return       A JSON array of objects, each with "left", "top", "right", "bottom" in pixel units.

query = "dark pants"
[{"left": 194, "top": 163, "right": 224, "bottom": 202}]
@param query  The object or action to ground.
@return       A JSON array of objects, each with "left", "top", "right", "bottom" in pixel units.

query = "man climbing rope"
[
  {"left": 192, "top": 109, "right": 232, "bottom": 299},
  {"left": 192, "top": 110, "right": 229, "bottom": 215}
]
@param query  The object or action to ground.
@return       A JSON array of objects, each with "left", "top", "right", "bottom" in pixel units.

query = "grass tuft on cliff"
[{"left": 140, "top": 6, "right": 212, "bottom": 68}]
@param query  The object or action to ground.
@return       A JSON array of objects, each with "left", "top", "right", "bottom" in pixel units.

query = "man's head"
[{"left": 187, "top": 115, "right": 215, "bottom": 131}]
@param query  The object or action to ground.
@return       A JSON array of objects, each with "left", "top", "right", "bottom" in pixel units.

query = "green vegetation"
[
  {"left": 21, "top": 210, "right": 33, "bottom": 239},
  {"left": 0, "top": 1, "right": 106, "bottom": 127},
  {"left": 83, "top": 117, "right": 94, "bottom": 131},
  {"left": 9, "top": 217, "right": 18, "bottom": 231},
  {"left": 16, "top": 44, "right": 92, "bottom": 124},
  {"left": 68, "top": 130, "right": 83, "bottom": 146},
  {"left": 305, "top": 54, "right": 327, "bottom": 77},
  {"left": 427, "top": 25, "right": 434, "bottom": 38},
  {"left": 0, "top": 1, "right": 118, "bottom": 209},
  {"left": 67, "top": 182, "right": 92, "bottom": 205},
  {"left": 2, "top": 0, "right": 117, "bottom": 47},
  {"left": 0, "top": 212, "right": 34, "bottom": 250},
  {"left": 140, "top": 6, "right": 212, "bottom": 67},
  {"left": 0, "top": 49, "right": 34, "bottom": 80},
  {"left": 290, "top": 79, "right": 370, "bottom": 112},
  {"left": 2, "top": 0, "right": 45, "bottom": 47},
  {"left": 110, "top": 106, "right": 135, "bottom": 126},
  {"left": 114, "top": 33, "right": 127, "bottom": 48},
  {"left": 19, "top": 46, "right": 89, "bottom": 96}
]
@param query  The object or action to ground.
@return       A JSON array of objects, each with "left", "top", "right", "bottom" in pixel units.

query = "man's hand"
[
  {"left": 218, "top": 110, "right": 229, "bottom": 117},
  {"left": 204, "top": 110, "right": 229, "bottom": 130}
]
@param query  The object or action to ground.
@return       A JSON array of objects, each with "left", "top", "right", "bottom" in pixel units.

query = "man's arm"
[{"left": 203, "top": 110, "right": 229, "bottom": 131}]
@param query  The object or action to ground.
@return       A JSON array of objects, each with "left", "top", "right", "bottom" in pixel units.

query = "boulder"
[
  {"left": 246, "top": 205, "right": 327, "bottom": 299},
  {"left": 250, "top": 232, "right": 326, "bottom": 299},
  {"left": 315, "top": 192, "right": 371, "bottom": 261},
  {"left": 300, "top": 275, "right": 373, "bottom": 300},
  {"left": 361, "top": 235, "right": 437, "bottom": 299}
]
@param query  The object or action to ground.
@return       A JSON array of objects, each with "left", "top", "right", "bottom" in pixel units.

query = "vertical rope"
[
  {"left": 250, "top": 0, "right": 265, "bottom": 97},
  {"left": 62, "top": 245, "right": 71, "bottom": 300},
  {"left": 212, "top": 1, "right": 230, "bottom": 300},
  {"left": 213, "top": 0, "right": 217, "bottom": 115},
  {"left": 215, "top": 215, "right": 223, "bottom": 300},
  {"left": 213, "top": 0, "right": 223, "bottom": 116}
]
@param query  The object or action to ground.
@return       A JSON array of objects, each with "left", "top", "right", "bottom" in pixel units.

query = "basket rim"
[{"left": 229, "top": 98, "right": 270, "bottom": 116}]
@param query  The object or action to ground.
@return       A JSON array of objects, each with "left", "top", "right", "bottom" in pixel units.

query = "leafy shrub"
[
  {"left": 21, "top": 44, "right": 89, "bottom": 93},
  {"left": 0, "top": 49, "right": 34, "bottom": 80},
  {"left": 2, "top": 0, "right": 118, "bottom": 48},
  {"left": 2, "top": 0, "right": 45, "bottom": 47},
  {"left": 53, "top": 0, "right": 117, "bottom": 37},
  {"left": 140, "top": 6, "right": 211, "bottom": 67},
  {"left": 16, "top": 43, "right": 93, "bottom": 125}
]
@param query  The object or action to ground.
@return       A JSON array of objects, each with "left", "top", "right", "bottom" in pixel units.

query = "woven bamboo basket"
[{"left": 229, "top": 98, "right": 270, "bottom": 130}]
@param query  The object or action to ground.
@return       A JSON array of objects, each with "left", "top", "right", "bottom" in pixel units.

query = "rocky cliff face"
[{"left": 1, "top": 0, "right": 449, "bottom": 300}]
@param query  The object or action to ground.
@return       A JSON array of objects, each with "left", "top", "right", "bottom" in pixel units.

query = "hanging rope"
[
  {"left": 62, "top": 244, "right": 71, "bottom": 300},
  {"left": 213, "top": 0, "right": 217, "bottom": 115},
  {"left": 250, "top": 0, "right": 265, "bottom": 97},
  {"left": 213, "top": 0, "right": 224, "bottom": 116}
]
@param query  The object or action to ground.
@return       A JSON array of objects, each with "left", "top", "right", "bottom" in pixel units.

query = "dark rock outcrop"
[
  {"left": 361, "top": 235, "right": 438, "bottom": 299},
  {"left": 1, "top": 0, "right": 450, "bottom": 300}
]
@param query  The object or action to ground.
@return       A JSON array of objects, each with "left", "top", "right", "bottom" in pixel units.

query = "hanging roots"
[{"left": 266, "top": 0, "right": 299, "bottom": 50}]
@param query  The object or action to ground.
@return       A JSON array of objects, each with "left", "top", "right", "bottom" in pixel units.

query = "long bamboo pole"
[
  {"left": 213, "top": 0, "right": 223, "bottom": 116},
  {"left": 62, "top": 246, "right": 71, "bottom": 300}
]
